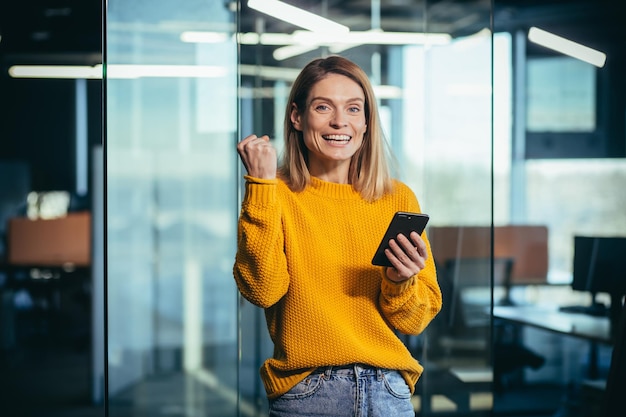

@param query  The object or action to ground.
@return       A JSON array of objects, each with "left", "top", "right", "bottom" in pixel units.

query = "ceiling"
[
  {"left": 0, "top": 0, "right": 623, "bottom": 64},
  {"left": 237, "top": 0, "right": 624, "bottom": 66}
]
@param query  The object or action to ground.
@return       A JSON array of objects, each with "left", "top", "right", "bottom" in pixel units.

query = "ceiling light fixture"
[
  {"left": 180, "top": 31, "right": 230, "bottom": 43},
  {"left": 180, "top": 30, "right": 450, "bottom": 61},
  {"left": 272, "top": 30, "right": 451, "bottom": 60},
  {"left": 527, "top": 27, "right": 606, "bottom": 68},
  {"left": 8, "top": 64, "right": 228, "bottom": 79},
  {"left": 9, "top": 65, "right": 104, "bottom": 79},
  {"left": 247, "top": 0, "right": 349, "bottom": 34}
]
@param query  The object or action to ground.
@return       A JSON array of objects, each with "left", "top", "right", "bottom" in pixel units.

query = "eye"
[
  {"left": 348, "top": 106, "right": 361, "bottom": 113},
  {"left": 315, "top": 104, "right": 331, "bottom": 112}
]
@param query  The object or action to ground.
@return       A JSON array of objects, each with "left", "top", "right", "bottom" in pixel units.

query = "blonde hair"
[{"left": 278, "top": 55, "right": 395, "bottom": 202}]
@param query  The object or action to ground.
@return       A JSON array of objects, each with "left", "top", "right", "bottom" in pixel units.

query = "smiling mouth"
[{"left": 322, "top": 134, "right": 351, "bottom": 142}]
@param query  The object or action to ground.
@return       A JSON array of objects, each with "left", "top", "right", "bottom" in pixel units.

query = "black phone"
[{"left": 371, "top": 211, "right": 430, "bottom": 267}]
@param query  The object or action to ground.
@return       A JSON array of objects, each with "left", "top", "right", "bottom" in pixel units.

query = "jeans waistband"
[{"left": 316, "top": 364, "right": 385, "bottom": 379}]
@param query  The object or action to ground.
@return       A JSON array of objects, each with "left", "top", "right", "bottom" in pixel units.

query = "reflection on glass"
[
  {"left": 238, "top": 0, "right": 494, "bottom": 416},
  {"left": 106, "top": 1, "right": 238, "bottom": 416},
  {"left": 527, "top": 56, "right": 596, "bottom": 132},
  {"left": 107, "top": 0, "right": 496, "bottom": 415}
]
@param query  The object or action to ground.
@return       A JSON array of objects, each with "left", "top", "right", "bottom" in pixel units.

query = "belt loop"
[
  {"left": 324, "top": 366, "right": 332, "bottom": 379},
  {"left": 377, "top": 367, "right": 383, "bottom": 381}
]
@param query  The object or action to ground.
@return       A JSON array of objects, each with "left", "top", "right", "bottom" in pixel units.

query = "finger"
[
  {"left": 409, "top": 231, "right": 428, "bottom": 260},
  {"left": 387, "top": 238, "right": 414, "bottom": 266},
  {"left": 236, "top": 135, "right": 262, "bottom": 172},
  {"left": 238, "top": 135, "right": 270, "bottom": 159},
  {"left": 237, "top": 134, "right": 277, "bottom": 178},
  {"left": 238, "top": 134, "right": 259, "bottom": 148},
  {"left": 384, "top": 248, "right": 415, "bottom": 281},
  {"left": 396, "top": 233, "right": 418, "bottom": 255},
  {"left": 395, "top": 234, "right": 424, "bottom": 266},
  {"left": 390, "top": 235, "right": 426, "bottom": 272},
  {"left": 237, "top": 134, "right": 271, "bottom": 152},
  {"left": 384, "top": 248, "right": 409, "bottom": 272}
]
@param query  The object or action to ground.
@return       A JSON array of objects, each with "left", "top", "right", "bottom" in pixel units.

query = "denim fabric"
[{"left": 268, "top": 364, "right": 414, "bottom": 417}]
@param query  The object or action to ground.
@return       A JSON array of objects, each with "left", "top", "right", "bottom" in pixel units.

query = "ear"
[{"left": 290, "top": 103, "right": 303, "bottom": 131}]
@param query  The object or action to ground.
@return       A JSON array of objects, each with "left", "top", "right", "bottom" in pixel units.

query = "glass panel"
[
  {"left": 106, "top": 0, "right": 495, "bottom": 415},
  {"left": 492, "top": 1, "right": 624, "bottom": 416},
  {"left": 238, "top": 0, "right": 494, "bottom": 415},
  {"left": 419, "top": 2, "right": 494, "bottom": 415},
  {"left": 106, "top": 1, "right": 239, "bottom": 416}
]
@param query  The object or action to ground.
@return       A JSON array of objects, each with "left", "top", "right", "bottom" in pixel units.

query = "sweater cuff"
[
  {"left": 243, "top": 175, "right": 278, "bottom": 206},
  {"left": 381, "top": 272, "right": 415, "bottom": 296}
]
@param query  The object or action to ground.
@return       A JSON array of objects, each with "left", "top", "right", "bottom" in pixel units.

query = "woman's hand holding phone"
[
  {"left": 371, "top": 211, "right": 429, "bottom": 282},
  {"left": 384, "top": 231, "right": 428, "bottom": 282}
]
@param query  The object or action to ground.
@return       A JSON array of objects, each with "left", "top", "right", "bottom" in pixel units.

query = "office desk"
[
  {"left": 494, "top": 304, "right": 614, "bottom": 390},
  {"left": 493, "top": 305, "right": 612, "bottom": 345},
  {"left": 0, "top": 263, "right": 91, "bottom": 348}
]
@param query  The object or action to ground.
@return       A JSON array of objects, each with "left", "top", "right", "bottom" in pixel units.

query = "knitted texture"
[{"left": 234, "top": 175, "right": 441, "bottom": 399}]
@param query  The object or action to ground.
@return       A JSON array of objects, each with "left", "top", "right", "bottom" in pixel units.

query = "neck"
[{"left": 308, "top": 160, "right": 351, "bottom": 184}]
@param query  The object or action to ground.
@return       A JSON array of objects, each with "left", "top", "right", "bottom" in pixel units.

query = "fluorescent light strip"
[
  {"left": 10, "top": 63, "right": 298, "bottom": 81},
  {"left": 179, "top": 29, "right": 451, "bottom": 61},
  {"left": 247, "top": 0, "right": 349, "bottom": 34},
  {"left": 528, "top": 27, "right": 606, "bottom": 68},
  {"left": 108, "top": 64, "right": 228, "bottom": 78},
  {"left": 9, "top": 65, "right": 104, "bottom": 79},
  {"left": 8, "top": 62, "right": 403, "bottom": 97},
  {"left": 180, "top": 31, "right": 229, "bottom": 43},
  {"left": 180, "top": 31, "right": 295, "bottom": 45},
  {"left": 273, "top": 44, "right": 320, "bottom": 61},
  {"left": 239, "top": 64, "right": 302, "bottom": 81},
  {"left": 272, "top": 30, "right": 451, "bottom": 60},
  {"left": 328, "top": 31, "right": 450, "bottom": 53},
  {"left": 9, "top": 64, "right": 228, "bottom": 79},
  {"left": 181, "top": 30, "right": 450, "bottom": 47}
]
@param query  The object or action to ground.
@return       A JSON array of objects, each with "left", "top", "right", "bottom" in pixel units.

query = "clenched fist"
[{"left": 237, "top": 134, "right": 277, "bottom": 179}]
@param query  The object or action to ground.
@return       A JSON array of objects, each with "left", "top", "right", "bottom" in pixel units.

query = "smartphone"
[{"left": 371, "top": 211, "right": 430, "bottom": 267}]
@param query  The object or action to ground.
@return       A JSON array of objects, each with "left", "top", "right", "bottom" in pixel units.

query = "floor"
[
  {"left": 0, "top": 304, "right": 587, "bottom": 417},
  {"left": 0, "top": 344, "right": 568, "bottom": 417},
  {"left": 0, "top": 347, "right": 104, "bottom": 417}
]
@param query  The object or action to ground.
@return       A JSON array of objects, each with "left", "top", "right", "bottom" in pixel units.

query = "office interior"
[{"left": 0, "top": 0, "right": 624, "bottom": 416}]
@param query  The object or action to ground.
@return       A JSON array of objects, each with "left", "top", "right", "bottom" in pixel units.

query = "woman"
[{"left": 234, "top": 55, "right": 441, "bottom": 417}]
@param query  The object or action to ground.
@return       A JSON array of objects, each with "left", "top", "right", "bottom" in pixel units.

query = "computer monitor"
[{"left": 573, "top": 236, "right": 626, "bottom": 298}]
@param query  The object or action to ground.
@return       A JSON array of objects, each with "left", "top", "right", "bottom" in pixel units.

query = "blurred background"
[{"left": 0, "top": 1, "right": 624, "bottom": 416}]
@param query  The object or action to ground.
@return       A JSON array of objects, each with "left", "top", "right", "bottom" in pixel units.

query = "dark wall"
[
  {"left": 0, "top": 0, "right": 102, "bottom": 194},
  {"left": 0, "top": 76, "right": 102, "bottom": 193}
]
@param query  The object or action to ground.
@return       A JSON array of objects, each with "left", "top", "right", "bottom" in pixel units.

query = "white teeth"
[{"left": 323, "top": 135, "right": 350, "bottom": 141}]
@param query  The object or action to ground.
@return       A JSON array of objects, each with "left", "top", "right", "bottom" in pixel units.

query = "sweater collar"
[{"left": 308, "top": 176, "right": 362, "bottom": 200}]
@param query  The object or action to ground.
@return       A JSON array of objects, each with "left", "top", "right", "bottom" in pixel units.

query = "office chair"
[
  {"left": 415, "top": 258, "right": 515, "bottom": 414},
  {"left": 430, "top": 257, "right": 544, "bottom": 392},
  {"left": 434, "top": 257, "right": 513, "bottom": 355}
]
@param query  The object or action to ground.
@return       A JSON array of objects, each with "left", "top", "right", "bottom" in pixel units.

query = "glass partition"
[
  {"left": 236, "top": 0, "right": 494, "bottom": 415},
  {"left": 106, "top": 0, "right": 494, "bottom": 416},
  {"left": 106, "top": 1, "right": 239, "bottom": 416},
  {"left": 491, "top": 2, "right": 625, "bottom": 416}
]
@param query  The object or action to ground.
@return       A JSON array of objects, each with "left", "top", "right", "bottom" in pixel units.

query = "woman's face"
[{"left": 291, "top": 73, "right": 367, "bottom": 177}]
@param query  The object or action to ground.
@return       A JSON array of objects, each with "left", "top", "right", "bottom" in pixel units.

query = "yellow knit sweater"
[{"left": 233, "top": 175, "right": 441, "bottom": 400}]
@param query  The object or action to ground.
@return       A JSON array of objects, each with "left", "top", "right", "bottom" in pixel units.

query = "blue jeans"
[{"left": 268, "top": 364, "right": 415, "bottom": 417}]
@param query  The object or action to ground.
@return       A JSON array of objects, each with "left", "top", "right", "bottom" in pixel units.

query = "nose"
[{"left": 330, "top": 112, "right": 348, "bottom": 127}]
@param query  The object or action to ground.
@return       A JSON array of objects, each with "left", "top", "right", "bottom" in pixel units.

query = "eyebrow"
[{"left": 309, "top": 96, "right": 365, "bottom": 104}]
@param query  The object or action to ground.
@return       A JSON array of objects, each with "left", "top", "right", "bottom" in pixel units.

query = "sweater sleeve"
[
  {"left": 377, "top": 188, "right": 442, "bottom": 335},
  {"left": 378, "top": 233, "right": 441, "bottom": 335},
  {"left": 233, "top": 176, "right": 290, "bottom": 308}
]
